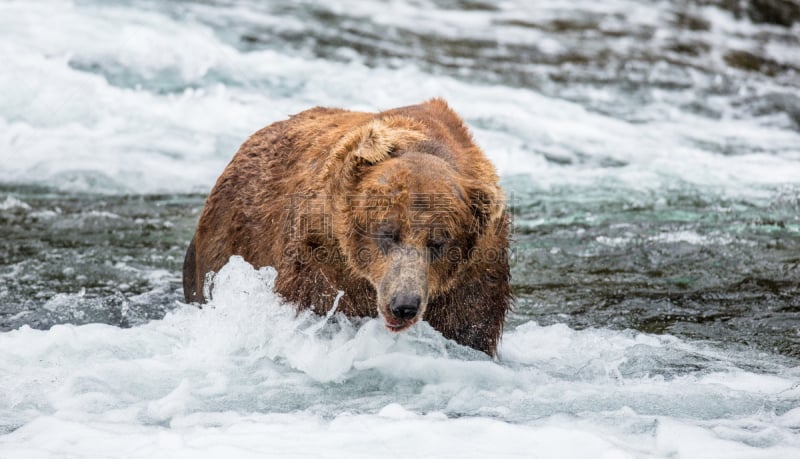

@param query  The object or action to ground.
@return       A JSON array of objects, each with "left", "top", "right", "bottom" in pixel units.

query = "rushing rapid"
[
  {"left": 2, "top": 258, "right": 799, "bottom": 457},
  {"left": 1, "top": 0, "right": 799, "bottom": 457}
]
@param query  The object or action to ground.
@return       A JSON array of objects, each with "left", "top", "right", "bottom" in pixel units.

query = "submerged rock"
[
  {"left": 723, "top": 49, "right": 793, "bottom": 76},
  {"left": 703, "top": 0, "right": 800, "bottom": 27},
  {"left": 748, "top": 0, "right": 800, "bottom": 26}
]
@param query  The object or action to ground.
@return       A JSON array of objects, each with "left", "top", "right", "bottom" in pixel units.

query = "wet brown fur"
[{"left": 184, "top": 98, "right": 511, "bottom": 356}]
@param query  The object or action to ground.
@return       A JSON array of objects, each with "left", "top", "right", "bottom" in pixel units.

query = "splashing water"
[{"left": 1, "top": 257, "right": 799, "bottom": 457}]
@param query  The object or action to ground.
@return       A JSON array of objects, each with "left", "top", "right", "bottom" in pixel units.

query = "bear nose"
[{"left": 389, "top": 294, "right": 421, "bottom": 320}]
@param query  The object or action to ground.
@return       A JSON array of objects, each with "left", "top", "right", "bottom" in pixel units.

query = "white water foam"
[
  {"left": 0, "top": 0, "right": 798, "bottom": 195},
  {"left": 1, "top": 257, "right": 798, "bottom": 457}
]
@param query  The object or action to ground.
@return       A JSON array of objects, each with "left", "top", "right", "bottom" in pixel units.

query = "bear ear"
[
  {"left": 463, "top": 180, "right": 506, "bottom": 235},
  {"left": 350, "top": 120, "right": 414, "bottom": 164},
  {"left": 323, "top": 116, "right": 428, "bottom": 193},
  {"left": 335, "top": 116, "right": 428, "bottom": 165}
]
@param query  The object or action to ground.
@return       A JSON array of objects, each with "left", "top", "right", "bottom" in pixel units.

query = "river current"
[{"left": 1, "top": 1, "right": 799, "bottom": 457}]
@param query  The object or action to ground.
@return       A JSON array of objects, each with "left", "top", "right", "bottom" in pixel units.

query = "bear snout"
[
  {"left": 377, "top": 246, "right": 429, "bottom": 332},
  {"left": 389, "top": 293, "right": 421, "bottom": 320}
]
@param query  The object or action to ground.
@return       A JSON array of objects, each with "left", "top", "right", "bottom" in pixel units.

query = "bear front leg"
[{"left": 426, "top": 264, "right": 511, "bottom": 356}]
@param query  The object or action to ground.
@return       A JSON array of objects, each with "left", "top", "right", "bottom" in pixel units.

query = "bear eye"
[
  {"left": 373, "top": 224, "right": 400, "bottom": 254},
  {"left": 427, "top": 239, "right": 446, "bottom": 261}
]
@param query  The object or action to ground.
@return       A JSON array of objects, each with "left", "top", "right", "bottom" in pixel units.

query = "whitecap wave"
[
  {"left": 1, "top": 1, "right": 798, "bottom": 195},
  {"left": 1, "top": 257, "right": 798, "bottom": 457}
]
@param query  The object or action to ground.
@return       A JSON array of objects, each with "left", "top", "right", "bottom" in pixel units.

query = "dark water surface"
[{"left": 2, "top": 182, "right": 798, "bottom": 358}]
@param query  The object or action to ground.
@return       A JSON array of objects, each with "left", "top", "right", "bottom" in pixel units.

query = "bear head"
[{"left": 321, "top": 115, "right": 505, "bottom": 332}]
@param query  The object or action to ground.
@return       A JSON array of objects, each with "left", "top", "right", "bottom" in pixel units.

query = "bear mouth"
[{"left": 383, "top": 314, "right": 418, "bottom": 333}]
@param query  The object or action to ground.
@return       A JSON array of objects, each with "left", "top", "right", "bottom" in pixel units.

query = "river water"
[{"left": 1, "top": 0, "right": 799, "bottom": 457}]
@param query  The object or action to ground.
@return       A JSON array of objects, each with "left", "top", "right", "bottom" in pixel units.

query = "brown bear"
[{"left": 183, "top": 98, "right": 511, "bottom": 356}]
